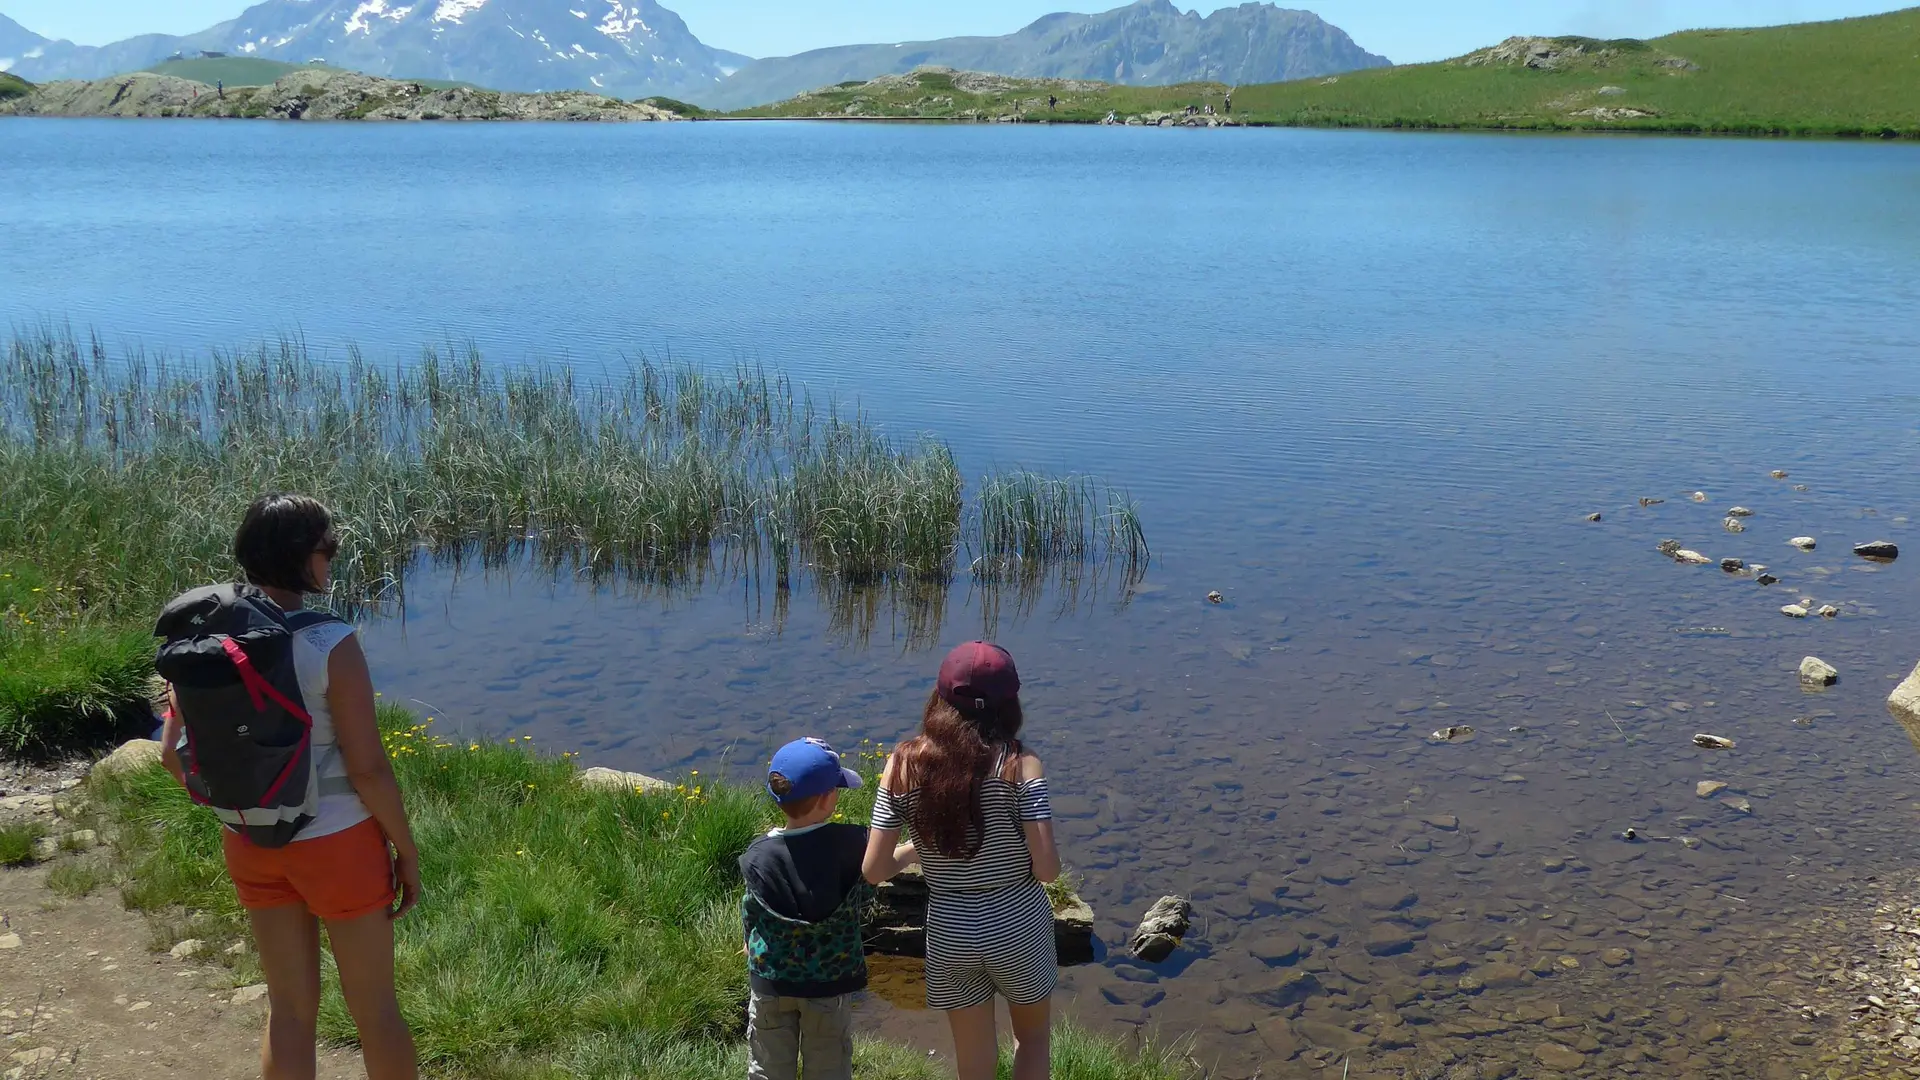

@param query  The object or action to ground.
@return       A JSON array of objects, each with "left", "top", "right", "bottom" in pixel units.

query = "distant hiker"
[
  {"left": 1204, "top": 103, "right": 1214, "bottom": 116},
  {"left": 742, "top": 738, "right": 888, "bottom": 1080},
  {"left": 156, "top": 494, "right": 420, "bottom": 1080},
  {"left": 865, "top": 642, "right": 1062, "bottom": 1080},
  {"left": 1185, "top": 103, "right": 1196, "bottom": 116},
  {"left": 1048, "top": 94, "right": 1057, "bottom": 112},
  {"left": 1225, "top": 92, "right": 1233, "bottom": 114},
  {"left": 216, "top": 79, "right": 224, "bottom": 99}
]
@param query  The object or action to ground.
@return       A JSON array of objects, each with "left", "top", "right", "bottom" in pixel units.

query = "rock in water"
[
  {"left": 1800, "top": 656, "right": 1838, "bottom": 686},
  {"left": 1854, "top": 541, "right": 1899, "bottom": 560},
  {"left": 1780, "top": 604, "right": 1809, "bottom": 618},
  {"left": 1690, "top": 491, "right": 1708, "bottom": 502},
  {"left": 1585, "top": 512, "right": 1602, "bottom": 522},
  {"left": 1656, "top": 538, "right": 1683, "bottom": 556},
  {"left": 1771, "top": 470, "right": 1790, "bottom": 479},
  {"left": 1724, "top": 517, "right": 1746, "bottom": 533},
  {"left": 1757, "top": 573, "right": 1779, "bottom": 585},
  {"left": 1691, "top": 734, "right": 1736, "bottom": 750},
  {"left": 1672, "top": 549, "right": 1712, "bottom": 565},
  {"left": 1696, "top": 780, "right": 1728, "bottom": 798},
  {"left": 1726, "top": 506, "right": 1754, "bottom": 517},
  {"left": 1206, "top": 590, "right": 1225, "bottom": 604},
  {"left": 1819, "top": 605, "right": 1839, "bottom": 618},
  {"left": 1790, "top": 536, "right": 1817, "bottom": 550},
  {"left": 1129, "top": 895, "right": 1194, "bottom": 962},
  {"left": 1640, "top": 497, "right": 1666, "bottom": 507},
  {"left": 1888, "top": 660, "right": 1920, "bottom": 754},
  {"left": 1719, "top": 557, "right": 1745, "bottom": 573}
]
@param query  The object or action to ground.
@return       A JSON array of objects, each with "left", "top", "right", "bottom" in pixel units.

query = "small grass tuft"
[
  {"left": 0, "top": 820, "right": 48, "bottom": 866},
  {"left": 46, "top": 859, "right": 111, "bottom": 898}
]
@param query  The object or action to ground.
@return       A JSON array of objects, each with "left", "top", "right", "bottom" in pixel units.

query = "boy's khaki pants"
[{"left": 747, "top": 989, "right": 853, "bottom": 1080}]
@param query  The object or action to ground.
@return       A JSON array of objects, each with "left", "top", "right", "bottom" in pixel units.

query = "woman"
[
  {"left": 865, "top": 641, "right": 1062, "bottom": 1080},
  {"left": 160, "top": 494, "right": 420, "bottom": 1080}
]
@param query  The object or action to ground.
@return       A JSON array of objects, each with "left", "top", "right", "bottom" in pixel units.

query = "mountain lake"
[{"left": 5, "top": 117, "right": 1920, "bottom": 1078}]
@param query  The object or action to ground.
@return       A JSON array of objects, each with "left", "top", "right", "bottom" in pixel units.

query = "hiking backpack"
[{"left": 153, "top": 583, "right": 352, "bottom": 848}]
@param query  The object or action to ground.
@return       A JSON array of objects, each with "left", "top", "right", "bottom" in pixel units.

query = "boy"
[{"left": 740, "top": 738, "right": 901, "bottom": 1080}]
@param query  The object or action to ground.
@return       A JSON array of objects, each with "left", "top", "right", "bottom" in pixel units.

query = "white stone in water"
[
  {"left": 1790, "top": 536, "right": 1817, "bottom": 550},
  {"left": 1691, "top": 491, "right": 1708, "bottom": 502},
  {"left": 1800, "top": 656, "right": 1838, "bottom": 686},
  {"left": 1697, "top": 780, "right": 1728, "bottom": 798},
  {"left": 1781, "top": 604, "right": 1809, "bottom": 618},
  {"left": 1727, "top": 506, "right": 1754, "bottom": 517},
  {"left": 1672, "top": 549, "right": 1712, "bottom": 565}
]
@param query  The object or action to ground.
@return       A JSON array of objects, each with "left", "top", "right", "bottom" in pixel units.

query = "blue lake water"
[{"left": 7, "top": 118, "right": 1920, "bottom": 1076}]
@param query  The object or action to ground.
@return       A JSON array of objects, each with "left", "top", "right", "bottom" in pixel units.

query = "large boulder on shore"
[
  {"left": 90, "top": 739, "right": 164, "bottom": 780},
  {"left": 576, "top": 767, "right": 673, "bottom": 794},
  {"left": 1889, "top": 661, "right": 1920, "bottom": 754}
]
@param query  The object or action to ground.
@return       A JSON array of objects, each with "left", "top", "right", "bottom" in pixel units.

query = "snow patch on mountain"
[
  {"left": 433, "top": 0, "right": 489, "bottom": 24},
  {"left": 345, "top": 0, "right": 404, "bottom": 35},
  {"left": 597, "top": 2, "right": 649, "bottom": 41}
]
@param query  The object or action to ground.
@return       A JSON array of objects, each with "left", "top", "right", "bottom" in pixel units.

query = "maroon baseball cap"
[{"left": 937, "top": 641, "right": 1021, "bottom": 710}]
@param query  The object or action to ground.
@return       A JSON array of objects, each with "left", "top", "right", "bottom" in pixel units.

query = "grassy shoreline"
[
  {"left": 728, "top": 9, "right": 1920, "bottom": 141},
  {"left": 19, "top": 709, "right": 1195, "bottom": 1079},
  {"left": 0, "top": 329, "right": 1146, "bottom": 753}
]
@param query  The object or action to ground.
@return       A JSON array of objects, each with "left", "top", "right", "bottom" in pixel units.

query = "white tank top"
[{"left": 289, "top": 620, "right": 373, "bottom": 841}]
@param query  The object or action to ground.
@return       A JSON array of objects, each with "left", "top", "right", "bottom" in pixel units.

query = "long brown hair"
[{"left": 894, "top": 689, "right": 1024, "bottom": 859}]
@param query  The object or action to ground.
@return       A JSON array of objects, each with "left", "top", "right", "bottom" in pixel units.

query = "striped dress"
[{"left": 871, "top": 753, "right": 1057, "bottom": 1010}]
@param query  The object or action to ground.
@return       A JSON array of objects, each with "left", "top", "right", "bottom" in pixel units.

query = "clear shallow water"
[{"left": 8, "top": 119, "right": 1920, "bottom": 1077}]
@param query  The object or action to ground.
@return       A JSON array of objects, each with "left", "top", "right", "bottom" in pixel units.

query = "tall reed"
[{"left": 0, "top": 329, "right": 1146, "bottom": 628}]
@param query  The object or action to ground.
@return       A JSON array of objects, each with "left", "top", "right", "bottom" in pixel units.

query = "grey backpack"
[{"left": 153, "top": 584, "right": 351, "bottom": 848}]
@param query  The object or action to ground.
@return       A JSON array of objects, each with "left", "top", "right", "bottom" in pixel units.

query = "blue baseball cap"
[{"left": 767, "top": 738, "right": 863, "bottom": 805}]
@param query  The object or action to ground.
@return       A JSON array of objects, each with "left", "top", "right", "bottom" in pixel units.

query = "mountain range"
[
  {"left": 0, "top": 0, "right": 1389, "bottom": 107},
  {"left": 0, "top": 0, "right": 749, "bottom": 100},
  {"left": 705, "top": 1, "right": 1388, "bottom": 110}
]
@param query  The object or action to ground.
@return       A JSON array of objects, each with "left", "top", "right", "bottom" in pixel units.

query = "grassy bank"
[
  {"left": 0, "top": 561, "right": 153, "bottom": 755},
  {"left": 74, "top": 709, "right": 1192, "bottom": 1079},
  {"left": 0, "top": 73, "right": 29, "bottom": 101},
  {"left": 732, "top": 7, "right": 1920, "bottom": 138}
]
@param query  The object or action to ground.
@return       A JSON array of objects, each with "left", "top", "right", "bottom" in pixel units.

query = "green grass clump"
[
  {"left": 0, "top": 820, "right": 47, "bottom": 866},
  {"left": 0, "top": 563, "right": 155, "bottom": 755},
  {"left": 732, "top": 7, "right": 1920, "bottom": 138},
  {"left": 0, "top": 329, "right": 1144, "bottom": 636},
  {"left": 46, "top": 859, "right": 112, "bottom": 897},
  {"left": 639, "top": 96, "right": 706, "bottom": 116},
  {"left": 86, "top": 707, "right": 1191, "bottom": 1079},
  {"left": 0, "top": 72, "right": 30, "bottom": 101}
]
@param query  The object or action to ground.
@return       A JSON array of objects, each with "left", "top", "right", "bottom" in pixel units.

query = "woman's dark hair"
[
  {"left": 234, "top": 494, "right": 337, "bottom": 594},
  {"left": 894, "top": 689, "right": 1024, "bottom": 859}
]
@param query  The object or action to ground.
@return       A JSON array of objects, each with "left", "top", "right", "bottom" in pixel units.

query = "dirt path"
[{"left": 0, "top": 861, "right": 365, "bottom": 1080}]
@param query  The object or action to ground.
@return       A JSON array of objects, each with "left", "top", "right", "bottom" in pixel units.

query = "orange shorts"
[{"left": 222, "top": 818, "right": 395, "bottom": 922}]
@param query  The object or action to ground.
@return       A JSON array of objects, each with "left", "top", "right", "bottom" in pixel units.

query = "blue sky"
[{"left": 4, "top": 0, "right": 1909, "bottom": 62}]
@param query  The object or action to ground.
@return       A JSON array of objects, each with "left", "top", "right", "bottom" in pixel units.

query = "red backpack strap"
[{"left": 219, "top": 638, "right": 312, "bottom": 726}]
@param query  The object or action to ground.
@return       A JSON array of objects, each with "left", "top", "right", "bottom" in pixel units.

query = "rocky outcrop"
[
  {"left": 0, "top": 69, "right": 684, "bottom": 121},
  {"left": 868, "top": 866, "right": 1097, "bottom": 964}
]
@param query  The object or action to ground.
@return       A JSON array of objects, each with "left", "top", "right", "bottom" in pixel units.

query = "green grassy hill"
[
  {"left": 735, "top": 6, "right": 1920, "bottom": 138},
  {"left": 142, "top": 56, "right": 479, "bottom": 91},
  {"left": 0, "top": 72, "right": 31, "bottom": 101},
  {"left": 143, "top": 57, "right": 329, "bottom": 87}
]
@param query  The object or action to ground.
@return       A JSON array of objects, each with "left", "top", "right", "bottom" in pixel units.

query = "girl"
[
  {"left": 161, "top": 494, "right": 420, "bottom": 1080},
  {"left": 864, "top": 641, "right": 1062, "bottom": 1080}
]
